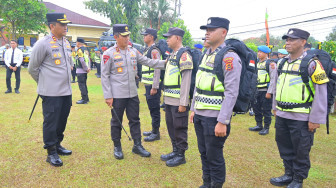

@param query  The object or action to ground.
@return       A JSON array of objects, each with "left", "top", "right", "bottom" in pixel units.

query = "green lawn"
[{"left": 0, "top": 67, "right": 335, "bottom": 187}]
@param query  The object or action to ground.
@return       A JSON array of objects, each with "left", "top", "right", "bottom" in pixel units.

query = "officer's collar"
[
  {"left": 172, "top": 46, "right": 184, "bottom": 56},
  {"left": 206, "top": 42, "right": 225, "bottom": 55},
  {"left": 258, "top": 58, "right": 268, "bottom": 63},
  {"left": 287, "top": 51, "right": 307, "bottom": 63}
]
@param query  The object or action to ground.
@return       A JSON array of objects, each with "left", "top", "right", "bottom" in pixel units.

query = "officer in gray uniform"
[
  {"left": 160, "top": 27, "right": 193, "bottom": 167},
  {"left": 28, "top": 13, "right": 73, "bottom": 167},
  {"left": 140, "top": 28, "right": 162, "bottom": 142},
  {"left": 270, "top": 28, "right": 328, "bottom": 188},
  {"left": 249, "top": 45, "right": 277, "bottom": 135},
  {"left": 101, "top": 24, "right": 166, "bottom": 160},
  {"left": 76, "top": 38, "right": 90, "bottom": 104},
  {"left": 190, "top": 17, "right": 241, "bottom": 188}
]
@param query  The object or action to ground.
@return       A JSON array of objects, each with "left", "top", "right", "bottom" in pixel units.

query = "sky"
[{"left": 45, "top": 0, "right": 336, "bottom": 41}]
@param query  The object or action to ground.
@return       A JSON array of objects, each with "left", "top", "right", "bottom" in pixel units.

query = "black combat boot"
[
  {"left": 132, "top": 139, "right": 151, "bottom": 157},
  {"left": 270, "top": 170, "right": 293, "bottom": 186},
  {"left": 144, "top": 127, "right": 160, "bottom": 142},
  {"left": 113, "top": 140, "right": 124, "bottom": 160},
  {"left": 287, "top": 175, "right": 303, "bottom": 188},
  {"left": 46, "top": 145, "right": 63, "bottom": 167},
  {"left": 160, "top": 143, "right": 177, "bottom": 161},
  {"left": 56, "top": 144, "right": 72, "bottom": 155},
  {"left": 199, "top": 175, "right": 211, "bottom": 188},
  {"left": 4, "top": 89, "right": 12, "bottom": 94},
  {"left": 249, "top": 122, "right": 263, "bottom": 131},
  {"left": 76, "top": 99, "right": 88, "bottom": 104},
  {"left": 143, "top": 131, "right": 152, "bottom": 136},
  {"left": 166, "top": 148, "right": 186, "bottom": 167},
  {"left": 259, "top": 124, "right": 270, "bottom": 135},
  {"left": 210, "top": 181, "right": 223, "bottom": 188}
]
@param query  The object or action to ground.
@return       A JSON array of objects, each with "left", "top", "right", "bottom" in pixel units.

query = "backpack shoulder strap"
[
  {"left": 277, "top": 58, "right": 288, "bottom": 76},
  {"left": 214, "top": 47, "right": 232, "bottom": 86},
  {"left": 300, "top": 54, "right": 316, "bottom": 98},
  {"left": 146, "top": 45, "right": 156, "bottom": 58},
  {"left": 175, "top": 47, "right": 190, "bottom": 69}
]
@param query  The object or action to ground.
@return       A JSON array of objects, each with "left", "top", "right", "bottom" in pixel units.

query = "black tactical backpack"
[
  {"left": 278, "top": 49, "right": 336, "bottom": 134},
  {"left": 213, "top": 39, "right": 258, "bottom": 113}
]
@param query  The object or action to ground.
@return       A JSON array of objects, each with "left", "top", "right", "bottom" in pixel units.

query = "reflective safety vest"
[
  {"left": 194, "top": 48, "right": 225, "bottom": 111},
  {"left": 141, "top": 47, "right": 155, "bottom": 84},
  {"left": 163, "top": 52, "right": 182, "bottom": 98},
  {"left": 257, "top": 60, "right": 270, "bottom": 88},
  {"left": 71, "top": 51, "right": 76, "bottom": 65},
  {"left": 276, "top": 59, "right": 315, "bottom": 113},
  {"left": 94, "top": 54, "right": 101, "bottom": 64}
]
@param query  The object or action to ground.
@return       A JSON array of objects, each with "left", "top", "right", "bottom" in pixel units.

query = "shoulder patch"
[
  {"left": 152, "top": 50, "right": 159, "bottom": 59},
  {"left": 77, "top": 49, "right": 84, "bottom": 57},
  {"left": 179, "top": 52, "right": 193, "bottom": 71},
  {"left": 224, "top": 57, "right": 234, "bottom": 71},
  {"left": 103, "top": 55, "right": 110, "bottom": 64},
  {"left": 311, "top": 60, "right": 329, "bottom": 84}
]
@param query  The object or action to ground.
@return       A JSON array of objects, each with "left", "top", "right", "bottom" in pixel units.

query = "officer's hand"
[
  {"left": 106, "top": 98, "right": 113, "bottom": 108},
  {"left": 9, "top": 66, "right": 13, "bottom": 70},
  {"left": 150, "top": 88, "right": 157, "bottom": 95},
  {"left": 13, "top": 66, "right": 17, "bottom": 71},
  {"left": 189, "top": 111, "right": 195, "bottom": 123},
  {"left": 71, "top": 66, "right": 73, "bottom": 71},
  {"left": 87, "top": 69, "right": 90, "bottom": 73},
  {"left": 273, "top": 110, "right": 277, "bottom": 117},
  {"left": 265, "top": 93, "right": 271, "bottom": 99},
  {"left": 308, "top": 122, "right": 320, "bottom": 132},
  {"left": 215, "top": 122, "right": 227, "bottom": 137},
  {"left": 178, "top": 105, "right": 186, "bottom": 112}
]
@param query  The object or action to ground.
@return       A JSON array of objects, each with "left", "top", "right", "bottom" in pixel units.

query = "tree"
[
  {"left": 158, "top": 19, "right": 193, "bottom": 47},
  {"left": 84, "top": 0, "right": 141, "bottom": 42},
  {"left": 322, "top": 41, "right": 336, "bottom": 61},
  {"left": 245, "top": 42, "right": 258, "bottom": 53},
  {"left": 139, "top": 0, "right": 174, "bottom": 30},
  {"left": 326, "top": 26, "right": 336, "bottom": 41},
  {"left": 0, "top": 0, "right": 48, "bottom": 40}
]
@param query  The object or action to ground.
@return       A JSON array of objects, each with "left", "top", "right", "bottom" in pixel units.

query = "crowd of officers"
[{"left": 23, "top": 12, "right": 329, "bottom": 188}]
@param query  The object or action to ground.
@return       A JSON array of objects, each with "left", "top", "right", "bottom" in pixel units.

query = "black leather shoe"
[
  {"left": 132, "top": 139, "right": 151, "bottom": 157},
  {"left": 210, "top": 182, "right": 223, "bottom": 188},
  {"left": 287, "top": 176, "right": 303, "bottom": 188},
  {"left": 15, "top": 89, "right": 20, "bottom": 94},
  {"left": 270, "top": 173, "right": 293, "bottom": 186},
  {"left": 76, "top": 99, "right": 88, "bottom": 104},
  {"left": 259, "top": 128, "right": 269, "bottom": 135},
  {"left": 144, "top": 133, "right": 160, "bottom": 142},
  {"left": 249, "top": 124, "right": 263, "bottom": 131},
  {"left": 166, "top": 149, "right": 186, "bottom": 167},
  {"left": 46, "top": 146, "right": 63, "bottom": 167},
  {"left": 57, "top": 145, "right": 72, "bottom": 155},
  {"left": 199, "top": 175, "right": 211, "bottom": 188},
  {"left": 5, "top": 89, "right": 12, "bottom": 94},
  {"left": 143, "top": 131, "right": 152, "bottom": 136},
  {"left": 114, "top": 146, "right": 124, "bottom": 160}
]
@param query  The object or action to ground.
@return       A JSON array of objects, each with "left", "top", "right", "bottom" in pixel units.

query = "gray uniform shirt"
[
  {"left": 101, "top": 45, "right": 166, "bottom": 99},
  {"left": 163, "top": 47, "right": 192, "bottom": 107},
  {"left": 143, "top": 44, "right": 161, "bottom": 89},
  {"left": 191, "top": 43, "right": 242, "bottom": 125},
  {"left": 272, "top": 52, "right": 328, "bottom": 124},
  {"left": 28, "top": 34, "right": 73, "bottom": 96}
]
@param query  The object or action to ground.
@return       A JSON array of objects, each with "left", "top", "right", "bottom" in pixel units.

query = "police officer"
[
  {"left": 249, "top": 45, "right": 277, "bottom": 135},
  {"left": 28, "top": 13, "right": 73, "bottom": 167},
  {"left": 159, "top": 27, "right": 193, "bottom": 167},
  {"left": 71, "top": 45, "right": 77, "bottom": 83},
  {"left": 278, "top": 49, "right": 288, "bottom": 59},
  {"left": 94, "top": 48, "right": 101, "bottom": 78},
  {"left": 76, "top": 38, "right": 90, "bottom": 104},
  {"left": 101, "top": 24, "right": 166, "bottom": 160},
  {"left": 140, "top": 28, "right": 162, "bottom": 142},
  {"left": 189, "top": 17, "right": 241, "bottom": 188},
  {"left": 270, "top": 28, "right": 328, "bottom": 188}
]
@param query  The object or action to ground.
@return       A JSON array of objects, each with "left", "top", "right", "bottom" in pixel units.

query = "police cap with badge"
[
  {"left": 163, "top": 27, "right": 185, "bottom": 38},
  {"left": 282, "top": 28, "right": 310, "bottom": 40},
  {"left": 113, "top": 24, "right": 131, "bottom": 36},
  {"left": 46, "top": 13, "right": 72, "bottom": 24},
  {"left": 141, "top": 28, "right": 157, "bottom": 39},
  {"left": 200, "top": 17, "right": 230, "bottom": 30}
]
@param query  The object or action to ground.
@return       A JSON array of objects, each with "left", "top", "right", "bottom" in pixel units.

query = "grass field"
[{"left": 0, "top": 67, "right": 335, "bottom": 187}]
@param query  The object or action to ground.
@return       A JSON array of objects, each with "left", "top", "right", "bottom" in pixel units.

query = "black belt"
[
  {"left": 277, "top": 102, "right": 312, "bottom": 109},
  {"left": 196, "top": 88, "right": 224, "bottom": 97}
]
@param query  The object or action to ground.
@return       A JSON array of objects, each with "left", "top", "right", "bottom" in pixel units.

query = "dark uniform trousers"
[
  {"left": 77, "top": 73, "right": 89, "bottom": 101},
  {"left": 275, "top": 116, "right": 314, "bottom": 179},
  {"left": 41, "top": 95, "right": 72, "bottom": 149},
  {"left": 111, "top": 96, "right": 141, "bottom": 141},
  {"left": 252, "top": 90, "right": 272, "bottom": 126},
  {"left": 71, "top": 66, "right": 76, "bottom": 81},
  {"left": 96, "top": 63, "right": 101, "bottom": 76},
  {"left": 6, "top": 64, "right": 21, "bottom": 90},
  {"left": 165, "top": 104, "right": 189, "bottom": 151},
  {"left": 145, "top": 83, "right": 162, "bottom": 130},
  {"left": 194, "top": 114, "right": 231, "bottom": 184}
]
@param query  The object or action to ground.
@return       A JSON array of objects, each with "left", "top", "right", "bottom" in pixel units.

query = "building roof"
[{"left": 44, "top": 2, "right": 110, "bottom": 28}]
